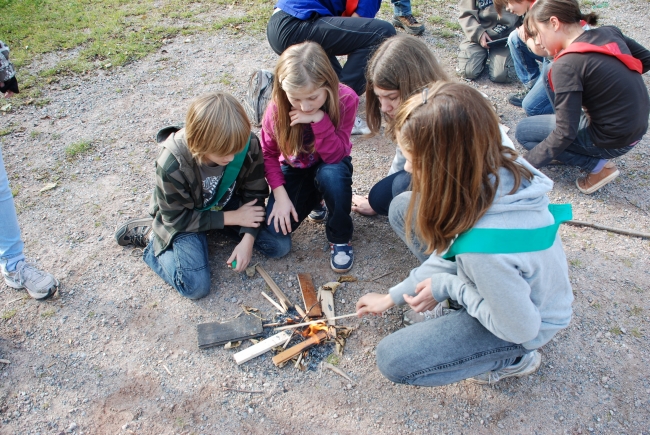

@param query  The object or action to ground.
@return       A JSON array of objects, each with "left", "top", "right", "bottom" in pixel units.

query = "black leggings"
[{"left": 368, "top": 170, "right": 411, "bottom": 216}]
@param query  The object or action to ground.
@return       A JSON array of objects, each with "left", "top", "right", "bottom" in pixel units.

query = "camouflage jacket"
[
  {"left": 148, "top": 127, "right": 269, "bottom": 255},
  {"left": 0, "top": 41, "right": 16, "bottom": 83}
]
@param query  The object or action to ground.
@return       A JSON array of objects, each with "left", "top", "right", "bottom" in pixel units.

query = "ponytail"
[
  {"left": 581, "top": 11, "right": 598, "bottom": 26},
  {"left": 528, "top": 0, "right": 598, "bottom": 27}
]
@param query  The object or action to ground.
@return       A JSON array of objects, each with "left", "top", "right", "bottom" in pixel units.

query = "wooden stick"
[
  {"left": 318, "top": 288, "right": 336, "bottom": 338},
  {"left": 294, "top": 352, "right": 304, "bottom": 368},
  {"left": 256, "top": 265, "right": 292, "bottom": 310},
  {"left": 5, "top": 298, "right": 22, "bottom": 305},
  {"left": 222, "top": 388, "right": 264, "bottom": 394},
  {"left": 566, "top": 220, "right": 650, "bottom": 239},
  {"left": 294, "top": 304, "right": 307, "bottom": 319},
  {"left": 163, "top": 364, "right": 173, "bottom": 376},
  {"left": 322, "top": 362, "right": 355, "bottom": 384},
  {"left": 274, "top": 313, "right": 359, "bottom": 331},
  {"left": 233, "top": 331, "right": 291, "bottom": 365},
  {"left": 297, "top": 273, "right": 322, "bottom": 318},
  {"left": 0, "top": 359, "right": 10, "bottom": 364},
  {"left": 367, "top": 270, "right": 396, "bottom": 282},
  {"left": 261, "top": 292, "right": 287, "bottom": 314},
  {"left": 272, "top": 330, "right": 327, "bottom": 366}
]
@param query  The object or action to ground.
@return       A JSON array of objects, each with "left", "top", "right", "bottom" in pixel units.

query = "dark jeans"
[
  {"left": 267, "top": 10, "right": 396, "bottom": 95},
  {"left": 143, "top": 196, "right": 283, "bottom": 299},
  {"left": 258, "top": 157, "right": 354, "bottom": 257},
  {"left": 368, "top": 170, "right": 411, "bottom": 216},
  {"left": 516, "top": 114, "right": 637, "bottom": 172}
]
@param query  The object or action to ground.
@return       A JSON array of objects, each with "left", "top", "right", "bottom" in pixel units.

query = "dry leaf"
[
  {"left": 336, "top": 326, "right": 354, "bottom": 338},
  {"left": 337, "top": 275, "right": 357, "bottom": 283},
  {"left": 249, "top": 338, "right": 260, "bottom": 345},
  {"left": 245, "top": 266, "right": 256, "bottom": 277},
  {"left": 321, "top": 282, "right": 341, "bottom": 294},
  {"left": 224, "top": 341, "right": 241, "bottom": 349},
  {"left": 39, "top": 182, "right": 57, "bottom": 193}
]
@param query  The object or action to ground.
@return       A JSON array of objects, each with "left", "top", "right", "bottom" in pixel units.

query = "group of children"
[{"left": 2, "top": 0, "right": 648, "bottom": 388}]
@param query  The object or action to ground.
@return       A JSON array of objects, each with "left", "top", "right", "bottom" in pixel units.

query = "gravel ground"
[{"left": 1, "top": 1, "right": 650, "bottom": 434}]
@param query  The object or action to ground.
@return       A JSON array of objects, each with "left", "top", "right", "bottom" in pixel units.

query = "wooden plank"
[
  {"left": 297, "top": 273, "right": 322, "bottom": 318},
  {"left": 272, "top": 330, "right": 327, "bottom": 366},
  {"left": 261, "top": 291, "right": 287, "bottom": 313},
  {"left": 318, "top": 288, "right": 336, "bottom": 338},
  {"left": 233, "top": 331, "right": 291, "bottom": 365},
  {"left": 197, "top": 315, "right": 263, "bottom": 349},
  {"left": 255, "top": 265, "right": 292, "bottom": 310}
]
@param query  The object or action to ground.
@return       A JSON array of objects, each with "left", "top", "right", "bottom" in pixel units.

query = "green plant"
[
  {"left": 630, "top": 306, "right": 643, "bottom": 316},
  {"left": 88, "top": 311, "right": 95, "bottom": 318},
  {"left": 65, "top": 140, "right": 92, "bottom": 158},
  {"left": 630, "top": 328, "right": 642, "bottom": 338},
  {"left": 11, "top": 185, "right": 20, "bottom": 197},
  {"left": 41, "top": 309, "right": 56, "bottom": 318},
  {"left": 325, "top": 353, "right": 340, "bottom": 365},
  {"left": 609, "top": 326, "right": 622, "bottom": 335},
  {"left": 2, "top": 309, "right": 17, "bottom": 320}
]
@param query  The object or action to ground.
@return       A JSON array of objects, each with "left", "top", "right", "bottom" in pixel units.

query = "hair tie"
[{"left": 421, "top": 88, "right": 429, "bottom": 105}]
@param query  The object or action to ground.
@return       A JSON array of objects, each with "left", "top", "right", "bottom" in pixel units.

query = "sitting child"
[{"left": 115, "top": 92, "right": 278, "bottom": 299}]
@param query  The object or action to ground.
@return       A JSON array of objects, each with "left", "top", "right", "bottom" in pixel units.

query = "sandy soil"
[{"left": 1, "top": 1, "right": 649, "bottom": 434}]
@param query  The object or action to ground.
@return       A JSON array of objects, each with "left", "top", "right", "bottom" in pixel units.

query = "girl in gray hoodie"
[{"left": 356, "top": 82, "right": 573, "bottom": 386}]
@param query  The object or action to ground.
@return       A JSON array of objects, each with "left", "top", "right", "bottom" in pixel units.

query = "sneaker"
[
  {"left": 308, "top": 201, "right": 327, "bottom": 222},
  {"left": 468, "top": 350, "right": 542, "bottom": 385},
  {"left": 392, "top": 14, "right": 425, "bottom": 36},
  {"left": 403, "top": 299, "right": 450, "bottom": 326},
  {"left": 4, "top": 260, "right": 58, "bottom": 300},
  {"left": 351, "top": 116, "right": 371, "bottom": 135},
  {"left": 115, "top": 217, "right": 153, "bottom": 247},
  {"left": 330, "top": 243, "right": 354, "bottom": 273},
  {"left": 507, "top": 90, "right": 527, "bottom": 107},
  {"left": 576, "top": 161, "right": 619, "bottom": 194}
]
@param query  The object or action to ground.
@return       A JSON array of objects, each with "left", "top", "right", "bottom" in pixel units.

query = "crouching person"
[{"left": 115, "top": 92, "right": 279, "bottom": 299}]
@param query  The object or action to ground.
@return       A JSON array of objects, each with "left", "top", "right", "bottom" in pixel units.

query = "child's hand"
[
  {"left": 356, "top": 293, "right": 395, "bottom": 316},
  {"left": 479, "top": 32, "right": 492, "bottom": 48},
  {"left": 0, "top": 82, "right": 13, "bottom": 98},
  {"left": 289, "top": 108, "right": 325, "bottom": 126},
  {"left": 268, "top": 187, "right": 298, "bottom": 235},
  {"left": 403, "top": 278, "right": 439, "bottom": 313},
  {"left": 227, "top": 234, "right": 254, "bottom": 272},
  {"left": 517, "top": 25, "right": 526, "bottom": 42},
  {"left": 224, "top": 200, "right": 265, "bottom": 228}
]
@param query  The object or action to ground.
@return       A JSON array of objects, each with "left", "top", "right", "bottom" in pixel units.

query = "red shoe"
[{"left": 576, "top": 162, "right": 619, "bottom": 194}]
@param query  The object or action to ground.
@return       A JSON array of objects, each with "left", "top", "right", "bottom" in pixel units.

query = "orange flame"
[{"left": 301, "top": 322, "right": 329, "bottom": 338}]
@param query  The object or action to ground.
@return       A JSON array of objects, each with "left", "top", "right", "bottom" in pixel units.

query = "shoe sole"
[
  {"left": 307, "top": 214, "right": 327, "bottom": 223},
  {"left": 331, "top": 263, "right": 353, "bottom": 273},
  {"left": 115, "top": 217, "right": 153, "bottom": 246},
  {"left": 576, "top": 169, "right": 620, "bottom": 194},
  {"left": 392, "top": 19, "right": 425, "bottom": 35},
  {"left": 5, "top": 277, "right": 59, "bottom": 300}
]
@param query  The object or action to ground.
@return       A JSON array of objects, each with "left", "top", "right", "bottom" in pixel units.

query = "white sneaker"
[
  {"left": 351, "top": 116, "right": 370, "bottom": 135},
  {"left": 467, "top": 350, "right": 542, "bottom": 385},
  {"left": 3, "top": 260, "right": 59, "bottom": 300},
  {"left": 402, "top": 299, "right": 450, "bottom": 325}
]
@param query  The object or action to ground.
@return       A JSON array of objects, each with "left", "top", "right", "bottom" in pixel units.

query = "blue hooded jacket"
[{"left": 275, "top": 0, "right": 381, "bottom": 20}]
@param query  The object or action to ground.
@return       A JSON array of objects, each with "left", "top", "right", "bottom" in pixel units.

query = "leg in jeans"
[
  {"left": 458, "top": 41, "right": 487, "bottom": 80},
  {"left": 315, "top": 157, "right": 354, "bottom": 244},
  {"left": 388, "top": 191, "right": 429, "bottom": 263},
  {"left": 368, "top": 170, "right": 412, "bottom": 216},
  {"left": 522, "top": 59, "right": 554, "bottom": 116},
  {"left": 377, "top": 308, "right": 528, "bottom": 386},
  {"left": 0, "top": 147, "right": 24, "bottom": 274},
  {"left": 507, "top": 29, "right": 544, "bottom": 88},
  {"left": 143, "top": 232, "right": 211, "bottom": 300},
  {"left": 391, "top": 0, "right": 412, "bottom": 16},
  {"left": 487, "top": 44, "right": 515, "bottom": 83},
  {"left": 267, "top": 11, "right": 396, "bottom": 95}
]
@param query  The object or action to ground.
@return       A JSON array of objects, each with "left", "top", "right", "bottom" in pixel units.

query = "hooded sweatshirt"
[{"left": 388, "top": 158, "right": 573, "bottom": 350}]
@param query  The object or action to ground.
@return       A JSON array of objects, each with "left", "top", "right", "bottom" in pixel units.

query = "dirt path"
[{"left": 1, "top": 1, "right": 649, "bottom": 434}]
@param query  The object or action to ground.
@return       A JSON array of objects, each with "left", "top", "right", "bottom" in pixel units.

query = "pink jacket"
[{"left": 260, "top": 83, "right": 358, "bottom": 190}]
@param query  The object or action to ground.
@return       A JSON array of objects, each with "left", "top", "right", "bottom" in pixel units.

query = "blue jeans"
[
  {"left": 368, "top": 170, "right": 411, "bottom": 216},
  {"left": 516, "top": 114, "right": 637, "bottom": 172},
  {"left": 258, "top": 157, "right": 354, "bottom": 257},
  {"left": 522, "top": 59, "right": 554, "bottom": 116},
  {"left": 0, "top": 146, "right": 25, "bottom": 274},
  {"left": 391, "top": 0, "right": 412, "bottom": 16},
  {"left": 380, "top": 192, "right": 528, "bottom": 386}
]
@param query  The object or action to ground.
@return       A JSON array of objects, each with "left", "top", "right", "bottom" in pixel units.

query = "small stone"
[
  {"left": 432, "top": 414, "right": 438, "bottom": 419},
  {"left": 333, "top": 413, "right": 338, "bottom": 418},
  {"left": 231, "top": 297, "right": 237, "bottom": 303},
  {"left": 610, "top": 276, "right": 616, "bottom": 281},
  {"left": 67, "top": 422, "right": 77, "bottom": 432},
  {"left": 97, "top": 236, "right": 103, "bottom": 241},
  {"left": 602, "top": 376, "right": 609, "bottom": 383},
  {"left": 248, "top": 408, "right": 254, "bottom": 414},
  {"left": 464, "top": 412, "right": 470, "bottom": 418}
]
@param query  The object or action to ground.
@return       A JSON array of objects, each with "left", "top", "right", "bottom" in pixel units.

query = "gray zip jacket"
[{"left": 389, "top": 158, "right": 573, "bottom": 350}]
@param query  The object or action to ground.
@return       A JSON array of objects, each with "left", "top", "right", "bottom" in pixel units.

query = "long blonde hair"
[
  {"left": 395, "top": 82, "right": 533, "bottom": 254},
  {"left": 271, "top": 42, "right": 340, "bottom": 159},
  {"left": 365, "top": 35, "right": 449, "bottom": 141}
]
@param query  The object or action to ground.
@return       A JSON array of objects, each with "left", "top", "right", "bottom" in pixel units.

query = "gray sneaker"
[
  {"left": 115, "top": 217, "right": 153, "bottom": 247},
  {"left": 468, "top": 350, "right": 542, "bottom": 385},
  {"left": 4, "top": 261, "right": 59, "bottom": 300},
  {"left": 403, "top": 299, "right": 450, "bottom": 326}
]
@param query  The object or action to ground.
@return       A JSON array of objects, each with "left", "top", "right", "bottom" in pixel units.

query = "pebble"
[{"left": 67, "top": 422, "right": 77, "bottom": 432}]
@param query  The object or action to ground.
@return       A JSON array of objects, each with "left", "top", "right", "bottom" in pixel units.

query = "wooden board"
[
  {"left": 256, "top": 265, "right": 292, "bottom": 310},
  {"left": 318, "top": 288, "right": 336, "bottom": 338},
  {"left": 297, "top": 273, "right": 322, "bottom": 318},
  {"left": 272, "top": 330, "right": 327, "bottom": 366},
  {"left": 197, "top": 315, "right": 263, "bottom": 349},
  {"left": 233, "top": 331, "right": 291, "bottom": 365}
]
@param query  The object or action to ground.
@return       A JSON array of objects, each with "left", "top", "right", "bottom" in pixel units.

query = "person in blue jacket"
[{"left": 267, "top": 0, "right": 396, "bottom": 99}]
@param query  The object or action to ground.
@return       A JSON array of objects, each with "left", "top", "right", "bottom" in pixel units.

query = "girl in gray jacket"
[{"left": 356, "top": 82, "right": 573, "bottom": 386}]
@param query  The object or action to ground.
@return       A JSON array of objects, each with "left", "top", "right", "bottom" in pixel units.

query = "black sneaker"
[
  {"left": 115, "top": 217, "right": 153, "bottom": 247},
  {"left": 508, "top": 90, "right": 528, "bottom": 107},
  {"left": 392, "top": 15, "right": 425, "bottom": 36},
  {"left": 308, "top": 202, "right": 328, "bottom": 223}
]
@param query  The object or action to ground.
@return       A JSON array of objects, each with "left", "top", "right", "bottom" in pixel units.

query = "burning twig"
[
  {"left": 274, "top": 313, "right": 359, "bottom": 331},
  {"left": 272, "top": 330, "right": 328, "bottom": 366}
]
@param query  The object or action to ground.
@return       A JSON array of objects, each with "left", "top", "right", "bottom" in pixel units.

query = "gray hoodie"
[{"left": 389, "top": 158, "right": 573, "bottom": 350}]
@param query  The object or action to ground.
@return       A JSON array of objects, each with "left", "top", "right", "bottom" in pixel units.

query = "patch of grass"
[
  {"left": 428, "top": 15, "right": 444, "bottom": 24},
  {"left": 30, "top": 130, "right": 41, "bottom": 139},
  {"left": 325, "top": 353, "right": 340, "bottom": 366},
  {"left": 630, "top": 306, "right": 643, "bottom": 316},
  {"left": 569, "top": 259, "right": 583, "bottom": 268},
  {"left": 609, "top": 326, "right": 622, "bottom": 335},
  {"left": 88, "top": 311, "right": 96, "bottom": 318},
  {"left": 65, "top": 140, "right": 92, "bottom": 158},
  {"left": 444, "top": 20, "right": 461, "bottom": 31},
  {"left": 434, "top": 29, "right": 456, "bottom": 39},
  {"left": 41, "top": 309, "right": 56, "bottom": 318},
  {"left": 2, "top": 309, "right": 17, "bottom": 320},
  {"left": 0, "top": 127, "right": 14, "bottom": 137},
  {"left": 11, "top": 185, "right": 20, "bottom": 197},
  {"left": 622, "top": 258, "right": 633, "bottom": 268},
  {"left": 630, "top": 328, "right": 642, "bottom": 338}
]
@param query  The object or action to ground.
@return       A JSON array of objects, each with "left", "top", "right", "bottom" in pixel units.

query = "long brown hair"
[
  {"left": 365, "top": 35, "right": 449, "bottom": 142},
  {"left": 395, "top": 82, "right": 533, "bottom": 255},
  {"left": 524, "top": 0, "right": 598, "bottom": 38},
  {"left": 271, "top": 41, "right": 340, "bottom": 159}
]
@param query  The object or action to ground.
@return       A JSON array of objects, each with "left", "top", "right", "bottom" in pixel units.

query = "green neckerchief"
[
  {"left": 194, "top": 135, "right": 251, "bottom": 212},
  {"left": 442, "top": 204, "right": 573, "bottom": 260}
]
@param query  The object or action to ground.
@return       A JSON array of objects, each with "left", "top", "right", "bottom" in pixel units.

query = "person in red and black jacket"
[{"left": 515, "top": 0, "right": 650, "bottom": 194}]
